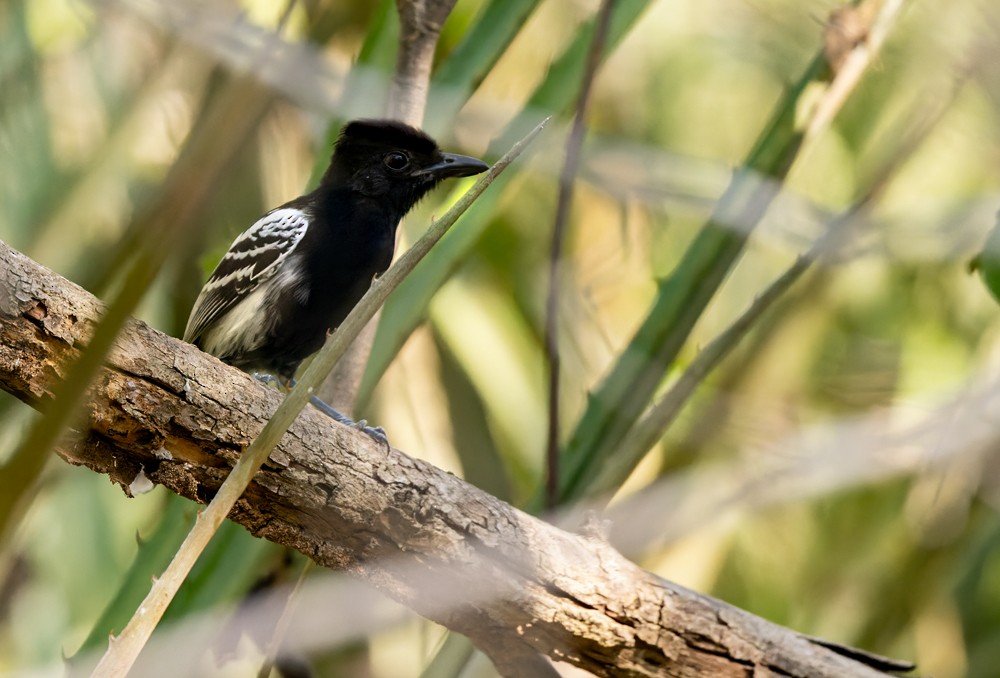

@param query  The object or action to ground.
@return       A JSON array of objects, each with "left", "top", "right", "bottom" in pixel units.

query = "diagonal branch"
[{"left": 0, "top": 241, "right": 913, "bottom": 678}]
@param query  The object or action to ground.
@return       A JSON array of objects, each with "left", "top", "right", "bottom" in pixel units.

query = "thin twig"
[
  {"left": 544, "top": 0, "right": 615, "bottom": 510},
  {"left": 804, "top": 0, "right": 907, "bottom": 145},
  {"left": 89, "top": 118, "right": 547, "bottom": 678},
  {"left": 255, "top": 560, "right": 313, "bottom": 678}
]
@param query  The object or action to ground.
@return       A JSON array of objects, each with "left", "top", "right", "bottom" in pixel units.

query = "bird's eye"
[{"left": 383, "top": 152, "right": 410, "bottom": 171}]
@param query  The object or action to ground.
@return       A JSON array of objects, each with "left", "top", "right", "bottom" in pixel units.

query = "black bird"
[{"left": 184, "top": 119, "right": 489, "bottom": 438}]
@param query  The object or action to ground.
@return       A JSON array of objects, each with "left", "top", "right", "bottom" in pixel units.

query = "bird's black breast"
[{"left": 302, "top": 189, "right": 398, "bottom": 310}]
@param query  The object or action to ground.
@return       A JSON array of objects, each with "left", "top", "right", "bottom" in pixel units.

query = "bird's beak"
[{"left": 417, "top": 152, "right": 490, "bottom": 179}]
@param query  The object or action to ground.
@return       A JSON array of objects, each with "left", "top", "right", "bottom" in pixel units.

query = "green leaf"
[
  {"left": 308, "top": 0, "right": 399, "bottom": 189},
  {"left": 77, "top": 494, "right": 194, "bottom": 653},
  {"left": 162, "top": 519, "right": 280, "bottom": 622},
  {"left": 76, "top": 494, "right": 278, "bottom": 654},
  {"left": 425, "top": 0, "right": 541, "bottom": 134},
  {"left": 971, "top": 211, "right": 1000, "bottom": 306}
]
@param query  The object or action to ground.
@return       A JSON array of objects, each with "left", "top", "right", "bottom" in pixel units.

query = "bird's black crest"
[{"left": 338, "top": 119, "right": 438, "bottom": 155}]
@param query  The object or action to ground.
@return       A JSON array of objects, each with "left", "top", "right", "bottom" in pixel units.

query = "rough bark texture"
[
  {"left": 388, "top": 0, "right": 457, "bottom": 126},
  {"left": 0, "top": 240, "right": 910, "bottom": 677}
]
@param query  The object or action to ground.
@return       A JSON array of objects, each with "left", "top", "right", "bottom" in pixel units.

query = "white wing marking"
[{"left": 183, "top": 207, "right": 309, "bottom": 344}]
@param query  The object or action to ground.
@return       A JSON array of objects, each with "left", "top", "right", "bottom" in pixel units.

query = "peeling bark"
[{"left": 0, "top": 241, "right": 912, "bottom": 678}]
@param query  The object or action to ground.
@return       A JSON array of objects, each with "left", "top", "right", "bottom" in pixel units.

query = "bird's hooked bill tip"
[{"left": 417, "top": 152, "right": 490, "bottom": 179}]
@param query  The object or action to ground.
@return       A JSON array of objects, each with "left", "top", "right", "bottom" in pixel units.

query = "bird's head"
[{"left": 323, "top": 119, "right": 489, "bottom": 214}]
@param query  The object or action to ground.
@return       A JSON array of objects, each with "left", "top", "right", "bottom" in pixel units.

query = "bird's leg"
[
  {"left": 252, "top": 373, "right": 388, "bottom": 447},
  {"left": 305, "top": 393, "right": 389, "bottom": 447}
]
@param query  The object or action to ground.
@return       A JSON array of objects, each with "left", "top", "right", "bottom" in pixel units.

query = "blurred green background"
[{"left": 2, "top": 0, "right": 1000, "bottom": 676}]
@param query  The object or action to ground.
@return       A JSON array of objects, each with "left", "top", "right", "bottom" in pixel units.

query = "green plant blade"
[
  {"left": 77, "top": 494, "right": 195, "bottom": 653},
  {"left": 971, "top": 211, "right": 1000, "bottom": 306},
  {"left": 76, "top": 495, "right": 279, "bottom": 655},
  {"left": 554, "top": 54, "right": 829, "bottom": 505},
  {"left": 424, "top": 0, "right": 541, "bottom": 134}
]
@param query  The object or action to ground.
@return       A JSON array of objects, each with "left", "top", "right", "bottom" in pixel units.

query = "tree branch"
[
  {"left": 388, "top": 0, "right": 458, "bottom": 125},
  {"left": 0, "top": 241, "right": 911, "bottom": 677}
]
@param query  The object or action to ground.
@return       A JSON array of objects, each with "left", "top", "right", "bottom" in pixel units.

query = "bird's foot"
[
  {"left": 308, "top": 395, "right": 389, "bottom": 448},
  {"left": 251, "top": 373, "right": 389, "bottom": 447},
  {"left": 252, "top": 372, "right": 284, "bottom": 389}
]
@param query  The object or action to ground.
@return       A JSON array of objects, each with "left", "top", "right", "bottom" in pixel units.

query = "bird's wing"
[{"left": 183, "top": 207, "right": 310, "bottom": 343}]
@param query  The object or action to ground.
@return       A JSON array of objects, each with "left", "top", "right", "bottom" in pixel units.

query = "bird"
[{"left": 183, "top": 119, "right": 489, "bottom": 441}]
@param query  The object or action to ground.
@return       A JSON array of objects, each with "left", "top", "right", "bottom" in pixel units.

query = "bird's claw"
[
  {"left": 304, "top": 394, "right": 389, "bottom": 448},
  {"left": 358, "top": 422, "right": 389, "bottom": 448},
  {"left": 252, "top": 372, "right": 281, "bottom": 388},
  {"left": 249, "top": 375, "right": 390, "bottom": 447}
]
